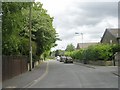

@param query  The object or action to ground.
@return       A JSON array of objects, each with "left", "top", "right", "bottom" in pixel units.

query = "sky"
[{"left": 35, "top": 0, "right": 119, "bottom": 51}]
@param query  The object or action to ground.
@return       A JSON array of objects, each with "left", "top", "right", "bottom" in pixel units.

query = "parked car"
[
  {"left": 60, "top": 56, "right": 66, "bottom": 62},
  {"left": 56, "top": 56, "right": 60, "bottom": 61},
  {"left": 64, "top": 56, "right": 73, "bottom": 63}
]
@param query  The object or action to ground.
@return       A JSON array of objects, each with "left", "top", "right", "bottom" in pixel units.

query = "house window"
[{"left": 110, "top": 40, "right": 113, "bottom": 44}]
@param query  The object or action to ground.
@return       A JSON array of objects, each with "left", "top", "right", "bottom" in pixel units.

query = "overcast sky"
[{"left": 35, "top": 0, "right": 119, "bottom": 51}]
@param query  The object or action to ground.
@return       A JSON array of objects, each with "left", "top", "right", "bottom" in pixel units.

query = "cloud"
[
  {"left": 35, "top": 0, "right": 118, "bottom": 50},
  {"left": 54, "top": 2, "right": 118, "bottom": 29}
]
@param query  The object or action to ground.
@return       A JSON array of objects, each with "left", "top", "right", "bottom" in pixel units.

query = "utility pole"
[
  {"left": 75, "top": 32, "right": 83, "bottom": 49},
  {"left": 81, "top": 33, "right": 83, "bottom": 49},
  {"left": 29, "top": 2, "right": 32, "bottom": 71},
  {"left": 0, "top": 2, "right": 2, "bottom": 89}
]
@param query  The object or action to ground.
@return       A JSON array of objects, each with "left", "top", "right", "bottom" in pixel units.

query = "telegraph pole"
[{"left": 29, "top": 2, "right": 32, "bottom": 71}]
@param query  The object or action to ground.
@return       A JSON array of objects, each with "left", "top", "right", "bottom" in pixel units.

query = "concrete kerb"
[{"left": 112, "top": 72, "right": 120, "bottom": 77}]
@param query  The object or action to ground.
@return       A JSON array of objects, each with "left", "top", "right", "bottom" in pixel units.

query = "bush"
[{"left": 65, "top": 44, "right": 119, "bottom": 61}]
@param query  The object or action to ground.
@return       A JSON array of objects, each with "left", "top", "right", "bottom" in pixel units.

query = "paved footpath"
[
  {"left": 2, "top": 61, "right": 47, "bottom": 88},
  {"left": 74, "top": 62, "right": 119, "bottom": 75}
]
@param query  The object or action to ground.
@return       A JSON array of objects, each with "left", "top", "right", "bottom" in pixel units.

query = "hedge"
[{"left": 65, "top": 44, "right": 120, "bottom": 61}]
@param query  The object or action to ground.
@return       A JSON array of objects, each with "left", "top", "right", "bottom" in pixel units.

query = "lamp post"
[
  {"left": 81, "top": 33, "right": 83, "bottom": 48},
  {"left": 29, "top": 3, "right": 32, "bottom": 71},
  {"left": 75, "top": 32, "right": 83, "bottom": 49}
]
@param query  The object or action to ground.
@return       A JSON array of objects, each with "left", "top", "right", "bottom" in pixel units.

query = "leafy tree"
[
  {"left": 55, "top": 50, "right": 59, "bottom": 57},
  {"left": 2, "top": 2, "right": 30, "bottom": 55},
  {"left": 65, "top": 43, "right": 75, "bottom": 52},
  {"left": 2, "top": 2, "right": 57, "bottom": 60},
  {"left": 31, "top": 2, "right": 57, "bottom": 57}
]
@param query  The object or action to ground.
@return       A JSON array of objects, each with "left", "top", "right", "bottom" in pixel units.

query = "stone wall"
[{"left": 88, "top": 60, "right": 113, "bottom": 66}]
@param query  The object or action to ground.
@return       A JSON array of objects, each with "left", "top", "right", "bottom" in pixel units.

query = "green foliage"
[
  {"left": 3, "top": 35, "right": 21, "bottom": 55},
  {"left": 111, "top": 44, "right": 120, "bottom": 54},
  {"left": 65, "top": 43, "right": 75, "bottom": 52},
  {"left": 2, "top": 2, "right": 29, "bottom": 55},
  {"left": 54, "top": 50, "right": 64, "bottom": 57},
  {"left": 41, "top": 50, "right": 51, "bottom": 60},
  {"left": 2, "top": 2, "right": 57, "bottom": 60},
  {"left": 65, "top": 44, "right": 119, "bottom": 61},
  {"left": 84, "top": 44, "right": 113, "bottom": 61},
  {"left": 55, "top": 50, "right": 59, "bottom": 57},
  {"left": 18, "top": 38, "right": 29, "bottom": 56},
  {"left": 31, "top": 2, "right": 57, "bottom": 56},
  {"left": 65, "top": 49, "right": 84, "bottom": 60}
]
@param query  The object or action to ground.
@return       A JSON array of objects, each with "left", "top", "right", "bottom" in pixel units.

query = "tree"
[
  {"left": 2, "top": 2, "right": 30, "bottom": 55},
  {"left": 55, "top": 50, "right": 59, "bottom": 57},
  {"left": 2, "top": 2, "right": 57, "bottom": 60},
  {"left": 31, "top": 2, "right": 57, "bottom": 57},
  {"left": 66, "top": 43, "right": 75, "bottom": 52}
]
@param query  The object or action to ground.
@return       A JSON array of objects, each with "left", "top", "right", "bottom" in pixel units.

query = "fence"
[{"left": 2, "top": 56, "right": 28, "bottom": 81}]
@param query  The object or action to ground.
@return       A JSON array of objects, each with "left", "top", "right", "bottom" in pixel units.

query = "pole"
[
  {"left": 29, "top": 2, "right": 32, "bottom": 71},
  {"left": 75, "top": 32, "right": 83, "bottom": 49},
  {"left": 81, "top": 33, "right": 83, "bottom": 49}
]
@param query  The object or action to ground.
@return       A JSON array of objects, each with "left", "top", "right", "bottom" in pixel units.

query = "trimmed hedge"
[{"left": 65, "top": 44, "right": 120, "bottom": 61}]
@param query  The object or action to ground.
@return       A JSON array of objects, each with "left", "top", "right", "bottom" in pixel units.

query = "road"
[{"left": 27, "top": 60, "right": 118, "bottom": 88}]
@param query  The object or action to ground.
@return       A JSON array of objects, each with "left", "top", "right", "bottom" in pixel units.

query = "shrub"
[{"left": 65, "top": 44, "right": 118, "bottom": 61}]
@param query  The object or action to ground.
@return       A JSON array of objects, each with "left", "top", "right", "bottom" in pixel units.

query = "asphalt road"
[{"left": 27, "top": 60, "right": 118, "bottom": 88}]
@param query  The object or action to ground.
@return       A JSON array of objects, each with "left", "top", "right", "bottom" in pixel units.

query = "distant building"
[
  {"left": 100, "top": 28, "right": 120, "bottom": 44},
  {"left": 76, "top": 43, "right": 98, "bottom": 50}
]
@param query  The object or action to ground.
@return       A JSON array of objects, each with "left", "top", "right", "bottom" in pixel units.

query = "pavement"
[
  {"left": 2, "top": 61, "right": 48, "bottom": 88},
  {"left": 2, "top": 60, "right": 119, "bottom": 88},
  {"left": 74, "top": 62, "right": 119, "bottom": 77}
]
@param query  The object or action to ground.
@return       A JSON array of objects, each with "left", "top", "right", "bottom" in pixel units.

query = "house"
[
  {"left": 100, "top": 28, "right": 120, "bottom": 44},
  {"left": 117, "top": 36, "right": 120, "bottom": 44},
  {"left": 76, "top": 43, "right": 98, "bottom": 49}
]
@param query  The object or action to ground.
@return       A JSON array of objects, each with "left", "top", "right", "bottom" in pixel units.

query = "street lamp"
[
  {"left": 75, "top": 32, "right": 83, "bottom": 48},
  {"left": 81, "top": 33, "right": 83, "bottom": 48}
]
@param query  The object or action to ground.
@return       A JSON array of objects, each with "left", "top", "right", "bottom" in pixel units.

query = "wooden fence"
[{"left": 2, "top": 56, "right": 28, "bottom": 81}]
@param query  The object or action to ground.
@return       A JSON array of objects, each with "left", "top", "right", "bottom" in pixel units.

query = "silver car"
[
  {"left": 60, "top": 56, "right": 66, "bottom": 62},
  {"left": 64, "top": 56, "right": 73, "bottom": 63},
  {"left": 56, "top": 56, "right": 60, "bottom": 61}
]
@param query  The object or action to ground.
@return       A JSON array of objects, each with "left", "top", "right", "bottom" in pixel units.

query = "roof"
[
  {"left": 76, "top": 43, "right": 98, "bottom": 49},
  {"left": 107, "top": 28, "right": 119, "bottom": 38},
  {"left": 100, "top": 28, "right": 120, "bottom": 43}
]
